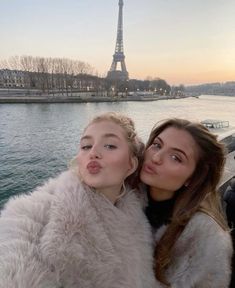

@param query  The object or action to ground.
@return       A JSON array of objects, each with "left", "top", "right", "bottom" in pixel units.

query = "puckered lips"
[
  {"left": 142, "top": 163, "right": 156, "bottom": 175},
  {"left": 87, "top": 161, "right": 102, "bottom": 174}
]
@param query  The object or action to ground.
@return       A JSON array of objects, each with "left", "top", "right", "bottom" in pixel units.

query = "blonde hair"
[{"left": 74, "top": 112, "right": 144, "bottom": 188}]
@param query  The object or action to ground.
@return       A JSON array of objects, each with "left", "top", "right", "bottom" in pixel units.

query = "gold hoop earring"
[{"left": 116, "top": 182, "right": 127, "bottom": 202}]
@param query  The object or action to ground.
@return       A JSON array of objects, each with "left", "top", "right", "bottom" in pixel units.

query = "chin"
[
  {"left": 140, "top": 173, "right": 151, "bottom": 185},
  {"left": 88, "top": 181, "right": 106, "bottom": 190},
  {"left": 81, "top": 178, "right": 98, "bottom": 188}
]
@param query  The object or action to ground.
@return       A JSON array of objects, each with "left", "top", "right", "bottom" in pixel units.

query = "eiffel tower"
[{"left": 107, "top": 0, "right": 128, "bottom": 81}]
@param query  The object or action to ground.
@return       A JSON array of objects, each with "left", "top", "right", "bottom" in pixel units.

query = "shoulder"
[
  {"left": 154, "top": 212, "right": 232, "bottom": 250},
  {"left": 174, "top": 212, "right": 233, "bottom": 280},
  {"left": 185, "top": 212, "right": 231, "bottom": 240},
  {"left": 179, "top": 212, "right": 232, "bottom": 253},
  {"left": 166, "top": 212, "right": 233, "bottom": 287},
  {"left": 0, "top": 170, "right": 80, "bottom": 219}
]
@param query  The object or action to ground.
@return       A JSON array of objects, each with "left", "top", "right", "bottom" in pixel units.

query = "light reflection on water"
[{"left": 0, "top": 95, "right": 235, "bottom": 204}]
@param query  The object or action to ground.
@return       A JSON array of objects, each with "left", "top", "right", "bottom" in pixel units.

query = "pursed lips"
[
  {"left": 87, "top": 161, "right": 102, "bottom": 174},
  {"left": 142, "top": 163, "right": 156, "bottom": 175}
]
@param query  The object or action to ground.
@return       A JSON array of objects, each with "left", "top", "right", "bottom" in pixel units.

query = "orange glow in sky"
[{"left": 1, "top": 0, "right": 235, "bottom": 85}]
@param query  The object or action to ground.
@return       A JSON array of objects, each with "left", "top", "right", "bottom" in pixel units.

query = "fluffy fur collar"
[{"left": 0, "top": 170, "right": 157, "bottom": 288}]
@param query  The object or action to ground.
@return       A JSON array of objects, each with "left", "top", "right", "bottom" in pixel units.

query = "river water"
[{"left": 0, "top": 95, "right": 235, "bottom": 205}]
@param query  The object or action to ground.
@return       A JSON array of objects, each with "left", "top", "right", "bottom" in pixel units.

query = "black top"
[{"left": 145, "top": 190, "right": 176, "bottom": 230}]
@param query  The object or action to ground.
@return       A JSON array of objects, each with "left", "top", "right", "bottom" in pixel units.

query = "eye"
[
  {"left": 151, "top": 141, "right": 161, "bottom": 150},
  {"left": 104, "top": 144, "right": 117, "bottom": 150},
  {"left": 81, "top": 145, "right": 92, "bottom": 150},
  {"left": 171, "top": 154, "right": 182, "bottom": 163}
]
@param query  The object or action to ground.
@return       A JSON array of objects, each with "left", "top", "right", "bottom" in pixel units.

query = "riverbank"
[{"left": 0, "top": 94, "right": 188, "bottom": 104}]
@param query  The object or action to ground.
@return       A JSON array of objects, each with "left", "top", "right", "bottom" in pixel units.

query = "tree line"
[
  {"left": 0, "top": 56, "right": 104, "bottom": 96},
  {"left": 0, "top": 55, "right": 176, "bottom": 96}
]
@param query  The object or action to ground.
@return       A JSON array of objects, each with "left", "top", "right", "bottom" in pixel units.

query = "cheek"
[
  {"left": 144, "top": 150, "right": 149, "bottom": 158},
  {"left": 144, "top": 149, "right": 152, "bottom": 161},
  {"left": 76, "top": 154, "right": 81, "bottom": 164},
  {"left": 113, "top": 154, "right": 131, "bottom": 171},
  {"left": 170, "top": 167, "right": 193, "bottom": 185},
  {"left": 76, "top": 154, "right": 85, "bottom": 168}
]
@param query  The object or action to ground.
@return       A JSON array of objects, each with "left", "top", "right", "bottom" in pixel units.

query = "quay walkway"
[{"left": 0, "top": 94, "right": 177, "bottom": 104}]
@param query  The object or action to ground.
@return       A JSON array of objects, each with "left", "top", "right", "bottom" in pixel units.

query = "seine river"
[{"left": 0, "top": 95, "right": 235, "bottom": 205}]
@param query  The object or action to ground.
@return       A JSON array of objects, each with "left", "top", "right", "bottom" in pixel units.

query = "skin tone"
[
  {"left": 77, "top": 120, "right": 137, "bottom": 204},
  {"left": 140, "top": 127, "right": 199, "bottom": 201}
]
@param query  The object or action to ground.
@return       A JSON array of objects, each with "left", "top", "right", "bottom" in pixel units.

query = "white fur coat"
[
  {"left": 154, "top": 212, "right": 233, "bottom": 288},
  {"left": 0, "top": 170, "right": 158, "bottom": 288}
]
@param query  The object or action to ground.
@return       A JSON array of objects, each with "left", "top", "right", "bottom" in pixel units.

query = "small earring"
[
  {"left": 116, "top": 182, "right": 127, "bottom": 202},
  {"left": 122, "top": 182, "right": 127, "bottom": 193}
]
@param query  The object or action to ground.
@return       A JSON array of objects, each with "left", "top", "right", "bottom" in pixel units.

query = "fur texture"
[
  {"left": 154, "top": 212, "right": 233, "bottom": 288},
  {"left": 0, "top": 170, "right": 158, "bottom": 288}
]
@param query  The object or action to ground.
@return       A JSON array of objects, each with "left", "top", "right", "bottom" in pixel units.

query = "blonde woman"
[{"left": 0, "top": 112, "right": 157, "bottom": 288}]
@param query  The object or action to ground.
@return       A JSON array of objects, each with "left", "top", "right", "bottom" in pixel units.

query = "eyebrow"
[
  {"left": 80, "top": 133, "right": 121, "bottom": 141},
  {"left": 156, "top": 136, "right": 189, "bottom": 160}
]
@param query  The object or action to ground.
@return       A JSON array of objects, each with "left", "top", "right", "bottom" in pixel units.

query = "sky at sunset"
[{"left": 1, "top": 0, "right": 235, "bottom": 85}]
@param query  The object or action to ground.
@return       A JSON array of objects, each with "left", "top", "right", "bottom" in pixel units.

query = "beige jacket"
[
  {"left": 154, "top": 212, "right": 233, "bottom": 288},
  {"left": 0, "top": 170, "right": 158, "bottom": 288}
]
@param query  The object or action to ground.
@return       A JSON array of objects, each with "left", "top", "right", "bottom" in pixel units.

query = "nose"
[
  {"left": 151, "top": 151, "right": 163, "bottom": 164},
  {"left": 89, "top": 145, "right": 102, "bottom": 159}
]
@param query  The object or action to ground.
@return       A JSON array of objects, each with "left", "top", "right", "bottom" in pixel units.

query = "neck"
[
  {"left": 96, "top": 185, "right": 123, "bottom": 204},
  {"left": 150, "top": 187, "right": 175, "bottom": 201}
]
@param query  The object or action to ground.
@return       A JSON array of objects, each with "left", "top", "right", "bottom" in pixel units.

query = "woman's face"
[
  {"left": 140, "top": 127, "right": 199, "bottom": 200},
  {"left": 77, "top": 120, "right": 137, "bottom": 195}
]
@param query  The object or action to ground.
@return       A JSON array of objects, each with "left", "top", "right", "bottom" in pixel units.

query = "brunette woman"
[{"left": 141, "top": 118, "right": 232, "bottom": 288}]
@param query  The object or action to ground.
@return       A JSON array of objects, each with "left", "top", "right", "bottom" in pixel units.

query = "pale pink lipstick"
[
  {"left": 142, "top": 163, "right": 156, "bottom": 175},
  {"left": 87, "top": 161, "right": 102, "bottom": 174}
]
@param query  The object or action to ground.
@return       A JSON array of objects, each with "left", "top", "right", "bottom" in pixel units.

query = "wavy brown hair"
[{"left": 146, "top": 118, "right": 228, "bottom": 286}]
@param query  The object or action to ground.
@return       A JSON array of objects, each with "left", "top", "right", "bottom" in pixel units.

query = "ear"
[{"left": 126, "top": 156, "right": 138, "bottom": 177}]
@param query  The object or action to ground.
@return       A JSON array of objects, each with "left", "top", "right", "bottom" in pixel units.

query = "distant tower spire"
[{"left": 107, "top": 0, "right": 128, "bottom": 81}]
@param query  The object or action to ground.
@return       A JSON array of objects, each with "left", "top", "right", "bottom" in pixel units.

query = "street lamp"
[{"left": 125, "top": 87, "right": 128, "bottom": 97}]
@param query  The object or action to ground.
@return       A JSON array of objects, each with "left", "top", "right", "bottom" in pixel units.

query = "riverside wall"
[{"left": 0, "top": 93, "right": 185, "bottom": 103}]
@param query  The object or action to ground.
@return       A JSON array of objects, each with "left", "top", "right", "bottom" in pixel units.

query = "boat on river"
[{"left": 201, "top": 119, "right": 235, "bottom": 192}]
